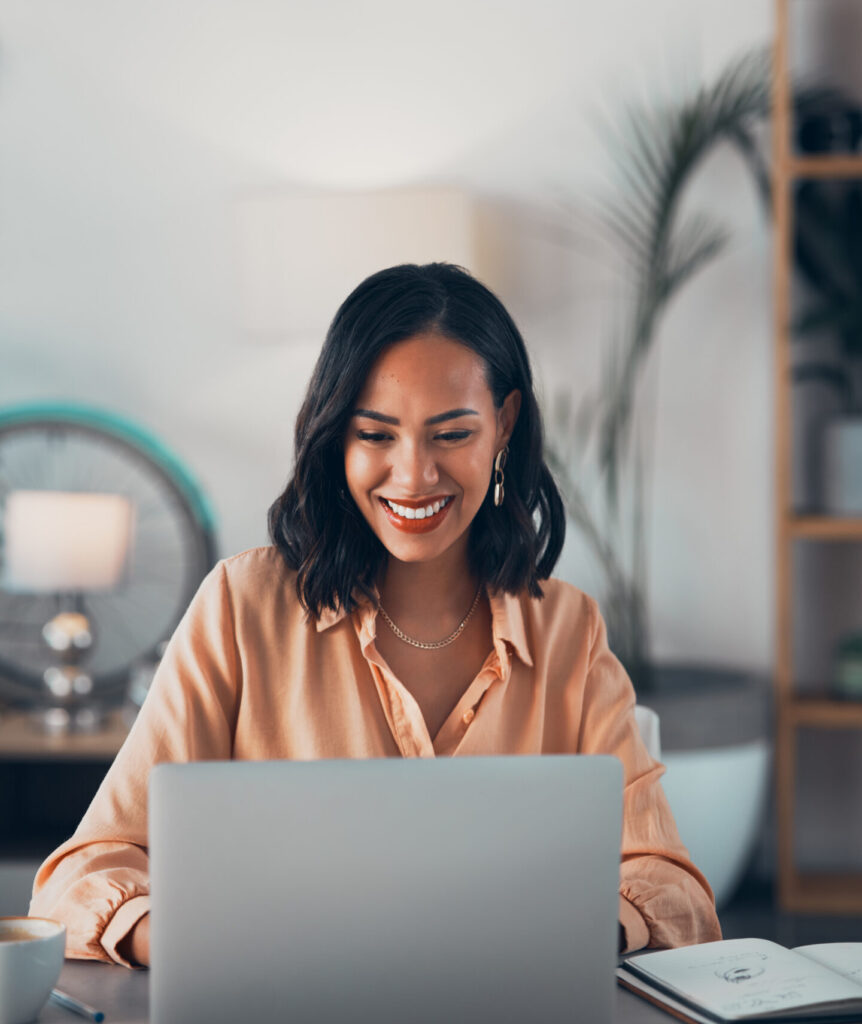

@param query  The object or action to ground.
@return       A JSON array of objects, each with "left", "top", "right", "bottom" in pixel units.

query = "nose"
[{"left": 391, "top": 439, "right": 439, "bottom": 493}]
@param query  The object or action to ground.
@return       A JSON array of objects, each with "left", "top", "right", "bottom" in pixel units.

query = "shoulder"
[
  {"left": 523, "top": 577, "right": 599, "bottom": 634},
  {"left": 200, "top": 546, "right": 302, "bottom": 621},
  {"left": 218, "top": 545, "right": 296, "bottom": 589}
]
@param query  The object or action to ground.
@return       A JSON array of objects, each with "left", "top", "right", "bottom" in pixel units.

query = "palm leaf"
[
  {"left": 596, "top": 49, "right": 770, "bottom": 509},
  {"left": 662, "top": 214, "right": 730, "bottom": 297},
  {"left": 549, "top": 47, "right": 771, "bottom": 687}
]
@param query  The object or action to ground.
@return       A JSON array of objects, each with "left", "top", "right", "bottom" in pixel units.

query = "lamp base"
[{"left": 37, "top": 646, "right": 106, "bottom": 734}]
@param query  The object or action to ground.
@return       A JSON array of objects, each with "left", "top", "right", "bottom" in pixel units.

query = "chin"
[
  {"left": 374, "top": 520, "right": 463, "bottom": 565},
  {"left": 380, "top": 536, "right": 452, "bottom": 564}
]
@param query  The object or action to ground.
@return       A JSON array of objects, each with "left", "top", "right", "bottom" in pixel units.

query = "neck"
[{"left": 378, "top": 540, "right": 479, "bottom": 630}]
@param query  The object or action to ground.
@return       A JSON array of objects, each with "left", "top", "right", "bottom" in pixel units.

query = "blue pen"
[{"left": 50, "top": 988, "right": 105, "bottom": 1022}]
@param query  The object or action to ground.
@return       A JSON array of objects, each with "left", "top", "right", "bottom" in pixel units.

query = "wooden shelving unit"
[{"left": 773, "top": 0, "right": 862, "bottom": 913}]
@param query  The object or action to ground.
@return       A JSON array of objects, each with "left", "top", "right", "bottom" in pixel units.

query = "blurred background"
[{"left": 1, "top": 0, "right": 861, "bottom": 941}]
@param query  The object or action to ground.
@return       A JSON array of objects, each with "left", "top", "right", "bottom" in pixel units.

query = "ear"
[{"left": 496, "top": 390, "right": 521, "bottom": 448}]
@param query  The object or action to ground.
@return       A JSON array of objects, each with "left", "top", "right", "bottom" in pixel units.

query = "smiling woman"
[
  {"left": 270, "top": 263, "right": 560, "bottom": 619},
  {"left": 30, "top": 264, "right": 721, "bottom": 969}
]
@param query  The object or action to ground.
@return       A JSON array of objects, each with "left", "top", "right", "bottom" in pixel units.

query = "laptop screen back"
[{"left": 150, "top": 755, "right": 622, "bottom": 1024}]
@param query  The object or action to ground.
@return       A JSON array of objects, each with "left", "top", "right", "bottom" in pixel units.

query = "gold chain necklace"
[{"left": 377, "top": 585, "right": 483, "bottom": 650}]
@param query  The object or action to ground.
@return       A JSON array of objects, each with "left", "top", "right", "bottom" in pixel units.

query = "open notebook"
[{"left": 618, "top": 938, "right": 862, "bottom": 1023}]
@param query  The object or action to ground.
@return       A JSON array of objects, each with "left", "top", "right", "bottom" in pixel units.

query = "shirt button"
[{"left": 462, "top": 709, "right": 475, "bottom": 725}]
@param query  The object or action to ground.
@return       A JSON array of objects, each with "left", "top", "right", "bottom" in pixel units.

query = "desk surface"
[
  {"left": 0, "top": 709, "right": 129, "bottom": 761},
  {"left": 41, "top": 960, "right": 675, "bottom": 1023}
]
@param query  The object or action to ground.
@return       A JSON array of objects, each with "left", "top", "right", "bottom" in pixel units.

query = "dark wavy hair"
[{"left": 268, "top": 262, "right": 566, "bottom": 616}]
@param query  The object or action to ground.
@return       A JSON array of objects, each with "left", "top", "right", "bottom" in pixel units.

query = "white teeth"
[{"left": 384, "top": 496, "right": 451, "bottom": 521}]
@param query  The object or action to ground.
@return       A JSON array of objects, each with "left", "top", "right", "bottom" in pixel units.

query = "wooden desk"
[
  {"left": 0, "top": 710, "right": 129, "bottom": 857},
  {"left": 39, "top": 961, "right": 674, "bottom": 1023},
  {"left": 0, "top": 709, "right": 129, "bottom": 762}
]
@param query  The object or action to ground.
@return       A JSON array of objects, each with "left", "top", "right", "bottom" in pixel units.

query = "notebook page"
[
  {"left": 627, "top": 938, "right": 862, "bottom": 1021},
  {"left": 793, "top": 945, "right": 862, "bottom": 984}
]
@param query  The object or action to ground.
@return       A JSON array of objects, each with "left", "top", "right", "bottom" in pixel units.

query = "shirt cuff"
[
  {"left": 100, "top": 894, "right": 151, "bottom": 967},
  {"left": 619, "top": 894, "right": 649, "bottom": 954}
]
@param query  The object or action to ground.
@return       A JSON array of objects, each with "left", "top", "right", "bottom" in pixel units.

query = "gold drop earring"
[{"left": 493, "top": 446, "right": 508, "bottom": 507}]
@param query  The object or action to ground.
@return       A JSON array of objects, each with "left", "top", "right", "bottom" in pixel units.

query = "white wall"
[{"left": 0, "top": 1, "right": 774, "bottom": 671}]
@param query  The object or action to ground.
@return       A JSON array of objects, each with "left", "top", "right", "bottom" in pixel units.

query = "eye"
[
  {"left": 435, "top": 430, "right": 473, "bottom": 442},
  {"left": 356, "top": 430, "right": 392, "bottom": 443}
]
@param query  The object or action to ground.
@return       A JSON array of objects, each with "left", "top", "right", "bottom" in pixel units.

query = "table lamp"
[{"left": 3, "top": 489, "right": 134, "bottom": 733}]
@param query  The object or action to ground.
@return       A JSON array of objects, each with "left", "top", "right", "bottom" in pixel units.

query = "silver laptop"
[{"left": 150, "top": 755, "right": 622, "bottom": 1024}]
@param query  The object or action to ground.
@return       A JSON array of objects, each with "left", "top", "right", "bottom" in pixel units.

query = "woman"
[{"left": 30, "top": 263, "right": 721, "bottom": 966}]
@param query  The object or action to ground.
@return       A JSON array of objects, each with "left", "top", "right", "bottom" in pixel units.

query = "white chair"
[{"left": 634, "top": 704, "right": 661, "bottom": 760}]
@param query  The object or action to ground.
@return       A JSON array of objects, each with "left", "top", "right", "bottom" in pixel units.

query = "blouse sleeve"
[
  {"left": 577, "top": 599, "right": 722, "bottom": 952},
  {"left": 29, "top": 562, "right": 240, "bottom": 966}
]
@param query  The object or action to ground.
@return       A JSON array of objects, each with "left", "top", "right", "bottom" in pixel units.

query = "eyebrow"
[{"left": 353, "top": 408, "right": 479, "bottom": 426}]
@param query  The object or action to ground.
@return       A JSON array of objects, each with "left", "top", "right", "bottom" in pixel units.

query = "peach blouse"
[{"left": 30, "top": 546, "right": 721, "bottom": 964}]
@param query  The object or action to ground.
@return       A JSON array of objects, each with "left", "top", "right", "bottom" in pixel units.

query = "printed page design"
[
  {"left": 793, "top": 945, "right": 862, "bottom": 984},
  {"left": 627, "top": 939, "right": 862, "bottom": 1021}
]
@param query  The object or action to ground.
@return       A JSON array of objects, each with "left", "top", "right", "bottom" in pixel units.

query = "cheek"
[
  {"left": 451, "top": 448, "right": 494, "bottom": 496},
  {"left": 344, "top": 445, "right": 380, "bottom": 502}
]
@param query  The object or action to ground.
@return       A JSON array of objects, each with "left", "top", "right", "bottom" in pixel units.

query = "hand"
[{"left": 118, "top": 912, "right": 150, "bottom": 967}]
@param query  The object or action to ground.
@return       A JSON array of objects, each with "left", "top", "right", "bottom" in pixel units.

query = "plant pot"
[
  {"left": 661, "top": 740, "right": 770, "bottom": 909},
  {"left": 640, "top": 665, "right": 772, "bottom": 909}
]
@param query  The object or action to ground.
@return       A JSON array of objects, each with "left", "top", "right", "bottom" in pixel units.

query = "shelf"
[
  {"left": 789, "top": 154, "right": 862, "bottom": 179},
  {"left": 788, "top": 516, "right": 862, "bottom": 541},
  {"left": 788, "top": 698, "right": 862, "bottom": 729},
  {"left": 773, "top": 0, "right": 862, "bottom": 917},
  {"left": 781, "top": 872, "right": 862, "bottom": 915},
  {"left": 0, "top": 709, "right": 129, "bottom": 762}
]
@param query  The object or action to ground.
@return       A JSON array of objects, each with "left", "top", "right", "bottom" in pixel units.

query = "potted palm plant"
[{"left": 546, "top": 50, "right": 773, "bottom": 906}]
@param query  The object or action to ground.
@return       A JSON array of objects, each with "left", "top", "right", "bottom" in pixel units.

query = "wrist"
[{"left": 118, "top": 912, "right": 150, "bottom": 967}]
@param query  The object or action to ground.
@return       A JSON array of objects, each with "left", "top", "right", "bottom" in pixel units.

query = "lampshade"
[
  {"left": 3, "top": 490, "right": 133, "bottom": 593},
  {"left": 235, "top": 186, "right": 487, "bottom": 339}
]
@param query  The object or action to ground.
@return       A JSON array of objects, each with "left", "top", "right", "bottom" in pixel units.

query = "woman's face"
[{"left": 344, "top": 331, "right": 520, "bottom": 568}]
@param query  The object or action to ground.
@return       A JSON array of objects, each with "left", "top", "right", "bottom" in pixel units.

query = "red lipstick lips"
[{"left": 378, "top": 496, "right": 454, "bottom": 534}]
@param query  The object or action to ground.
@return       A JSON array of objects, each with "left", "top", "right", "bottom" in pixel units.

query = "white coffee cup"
[{"left": 0, "top": 917, "right": 66, "bottom": 1024}]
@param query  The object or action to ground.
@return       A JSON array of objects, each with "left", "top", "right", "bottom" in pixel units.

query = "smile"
[
  {"left": 383, "top": 496, "right": 452, "bottom": 520},
  {"left": 379, "top": 496, "right": 454, "bottom": 533}
]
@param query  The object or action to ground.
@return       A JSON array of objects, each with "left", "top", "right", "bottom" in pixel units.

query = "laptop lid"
[{"left": 150, "top": 755, "right": 622, "bottom": 1024}]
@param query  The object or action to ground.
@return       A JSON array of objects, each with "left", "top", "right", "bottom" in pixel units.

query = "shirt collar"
[
  {"left": 487, "top": 588, "right": 534, "bottom": 668},
  {"left": 314, "top": 585, "right": 534, "bottom": 668},
  {"left": 314, "top": 584, "right": 380, "bottom": 633},
  {"left": 314, "top": 603, "right": 351, "bottom": 631}
]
